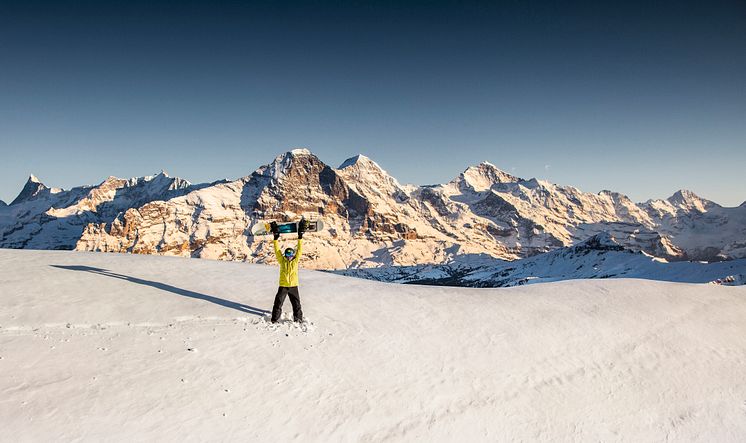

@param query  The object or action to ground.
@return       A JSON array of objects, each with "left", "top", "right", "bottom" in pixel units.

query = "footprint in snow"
[{"left": 252, "top": 314, "right": 315, "bottom": 333}]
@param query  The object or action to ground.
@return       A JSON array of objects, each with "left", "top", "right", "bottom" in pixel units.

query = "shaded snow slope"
[{"left": 2, "top": 250, "right": 746, "bottom": 441}]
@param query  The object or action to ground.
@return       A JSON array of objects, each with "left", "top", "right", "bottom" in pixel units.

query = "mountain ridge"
[
  {"left": 335, "top": 232, "right": 746, "bottom": 287},
  {"left": 2, "top": 149, "right": 745, "bottom": 268}
]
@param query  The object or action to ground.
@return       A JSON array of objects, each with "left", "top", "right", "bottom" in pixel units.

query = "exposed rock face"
[{"left": 2, "top": 149, "right": 745, "bottom": 268}]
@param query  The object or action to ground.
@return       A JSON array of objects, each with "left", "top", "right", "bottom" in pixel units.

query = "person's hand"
[
  {"left": 270, "top": 221, "right": 280, "bottom": 240},
  {"left": 297, "top": 219, "right": 307, "bottom": 239}
]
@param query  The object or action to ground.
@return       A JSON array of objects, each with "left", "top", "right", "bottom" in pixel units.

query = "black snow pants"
[{"left": 271, "top": 286, "right": 303, "bottom": 323}]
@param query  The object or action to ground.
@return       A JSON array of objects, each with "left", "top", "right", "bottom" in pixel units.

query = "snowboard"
[{"left": 250, "top": 219, "right": 324, "bottom": 236}]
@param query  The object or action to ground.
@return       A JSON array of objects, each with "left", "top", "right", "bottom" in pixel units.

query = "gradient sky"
[{"left": 1, "top": 0, "right": 744, "bottom": 206}]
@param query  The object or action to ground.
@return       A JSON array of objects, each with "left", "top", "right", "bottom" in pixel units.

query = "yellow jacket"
[{"left": 274, "top": 239, "right": 302, "bottom": 287}]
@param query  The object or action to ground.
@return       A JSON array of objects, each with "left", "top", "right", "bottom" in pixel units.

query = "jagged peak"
[
  {"left": 464, "top": 162, "right": 518, "bottom": 179},
  {"left": 667, "top": 189, "right": 716, "bottom": 210},
  {"left": 95, "top": 172, "right": 189, "bottom": 192},
  {"left": 289, "top": 147, "right": 312, "bottom": 156},
  {"left": 256, "top": 148, "right": 325, "bottom": 180},
  {"left": 99, "top": 175, "right": 127, "bottom": 186},
  {"left": 598, "top": 189, "right": 633, "bottom": 203},
  {"left": 147, "top": 170, "right": 179, "bottom": 185},
  {"left": 271, "top": 148, "right": 317, "bottom": 164},
  {"left": 456, "top": 162, "right": 521, "bottom": 192},
  {"left": 338, "top": 154, "right": 391, "bottom": 178},
  {"left": 519, "top": 177, "right": 552, "bottom": 189},
  {"left": 339, "top": 153, "right": 375, "bottom": 169},
  {"left": 669, "top": 189, "right": 699, "bottom": 202},
  {"left": 576, "top": 232, "right": 625, "bottom": 251},
  {"left": 140, "top": 170, "right": 169, "bottom": 181},
  {"left": 10, "top": 174, "right": 50, "bottom": 205},
  {"left": 336, "top": 153, "right": 404, "bottom": 194}
]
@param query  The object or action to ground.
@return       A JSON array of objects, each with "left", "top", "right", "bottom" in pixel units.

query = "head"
[{"left": 283, "top": 247, "right": 296, "bottom": 260}]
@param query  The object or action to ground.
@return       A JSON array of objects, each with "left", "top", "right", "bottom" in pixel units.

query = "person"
[{"left": 269, "top": 220, "right": 306, "bottom": 323}]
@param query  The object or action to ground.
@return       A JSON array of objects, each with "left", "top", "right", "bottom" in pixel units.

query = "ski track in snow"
[{"left": 1, "top": 249, "right": 746, "bottom": 442}]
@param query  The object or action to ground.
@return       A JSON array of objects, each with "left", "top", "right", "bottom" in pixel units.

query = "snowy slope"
[
  {"left": 1, "top": 249, "right": 746, "bottom": 441},
  {"left": 337, "top": 233, "right": 746, "bottom": 287}
]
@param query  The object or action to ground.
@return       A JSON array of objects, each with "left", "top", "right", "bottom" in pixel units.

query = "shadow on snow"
[{"left": 50, "top": 264, "right": 269, "bottom": 316}]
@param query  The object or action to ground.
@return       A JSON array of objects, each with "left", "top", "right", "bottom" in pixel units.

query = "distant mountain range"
[
  {"left": 335, "top": 232, "right": 746, "bottom": 287},
  {"left": 1, "top": 149, "right": 745, "bottom": 275}
]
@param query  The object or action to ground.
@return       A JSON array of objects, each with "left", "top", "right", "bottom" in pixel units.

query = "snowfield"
[{"left": 2, "top": 250, "right": 746, "bottom": 442}]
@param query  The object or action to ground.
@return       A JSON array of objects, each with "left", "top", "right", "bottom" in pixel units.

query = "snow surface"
[{"left": 2, "top": 249, "right": 746, "bottom": 441}]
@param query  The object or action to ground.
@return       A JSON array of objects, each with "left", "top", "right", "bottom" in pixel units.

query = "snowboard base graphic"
[{"left": 251, "top": 219, "right": 324, "bottom": 236}]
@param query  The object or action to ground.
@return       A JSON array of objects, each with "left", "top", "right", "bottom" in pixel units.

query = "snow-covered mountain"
[
  {"left": 336, "top": 233, "right": 746, "bottom": 287},
  {"left": 1, "top": 149, "right": 745, "bottom": 269},
  {"left": 0, "top": 171, "right": 199, "bottom": 250}
]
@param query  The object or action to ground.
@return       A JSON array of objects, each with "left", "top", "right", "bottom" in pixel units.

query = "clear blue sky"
[{"left": 1, "top": 0, "right": 744, "bottom": 206}]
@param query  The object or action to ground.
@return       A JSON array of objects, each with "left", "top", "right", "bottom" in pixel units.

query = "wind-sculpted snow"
[
  {"left": 2, "top": 150, "right": 745, "bottom": 273},
  {"left": 2, "top": 249, "right": 746, "bottom": 441}
]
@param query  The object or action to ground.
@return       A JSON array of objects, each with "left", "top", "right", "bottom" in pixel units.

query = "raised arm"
[
  {"left": 294, "top": 238, "right": 303, "bottom": 261},
  {"left": 273, "top": 239, "right": 283, "bottom": 261}
]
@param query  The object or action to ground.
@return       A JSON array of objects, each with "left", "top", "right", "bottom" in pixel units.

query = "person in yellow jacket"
[{"left": 269, "top": 220, "right": 305, "bottom": 323}]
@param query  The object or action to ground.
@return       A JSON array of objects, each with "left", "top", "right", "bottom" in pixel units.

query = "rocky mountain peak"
[
  {"left": 457, "top": 162, "right": 521, "bottom": 192},
  {"left": 337, "top": 154, "right": 407, "bottom": 202},
  {"left": 599, "top": 190, "right": 630, "bottom": 201},
  {"left": 667, "top": 189, "right": 716, "bottom": 212},
  {"left": 338, "top": 154, "right": 392, "bottom": 179},
  {"left": 257, "top": 149, "right": 322, "bottom": 181},
  {"left": 10, "top": 174, "right": 50, "bottom": 205},
  {"left": 339, "top": 154, "right": 375, "bottom": 169},
  {"left": 146, "top": 170, "right": 189, "bottom": 191},
  {"left": 2, "top": 149, "right": 743, "bottom": 265},
  {"left": 290, "top": 147, "right": 312, "bottom": 156},
  {"left": 598, "top": 189, "right": 640, "bottom": 207},
  {"left": 576, "top": 232, "right": 625, "bottom": 251}
]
